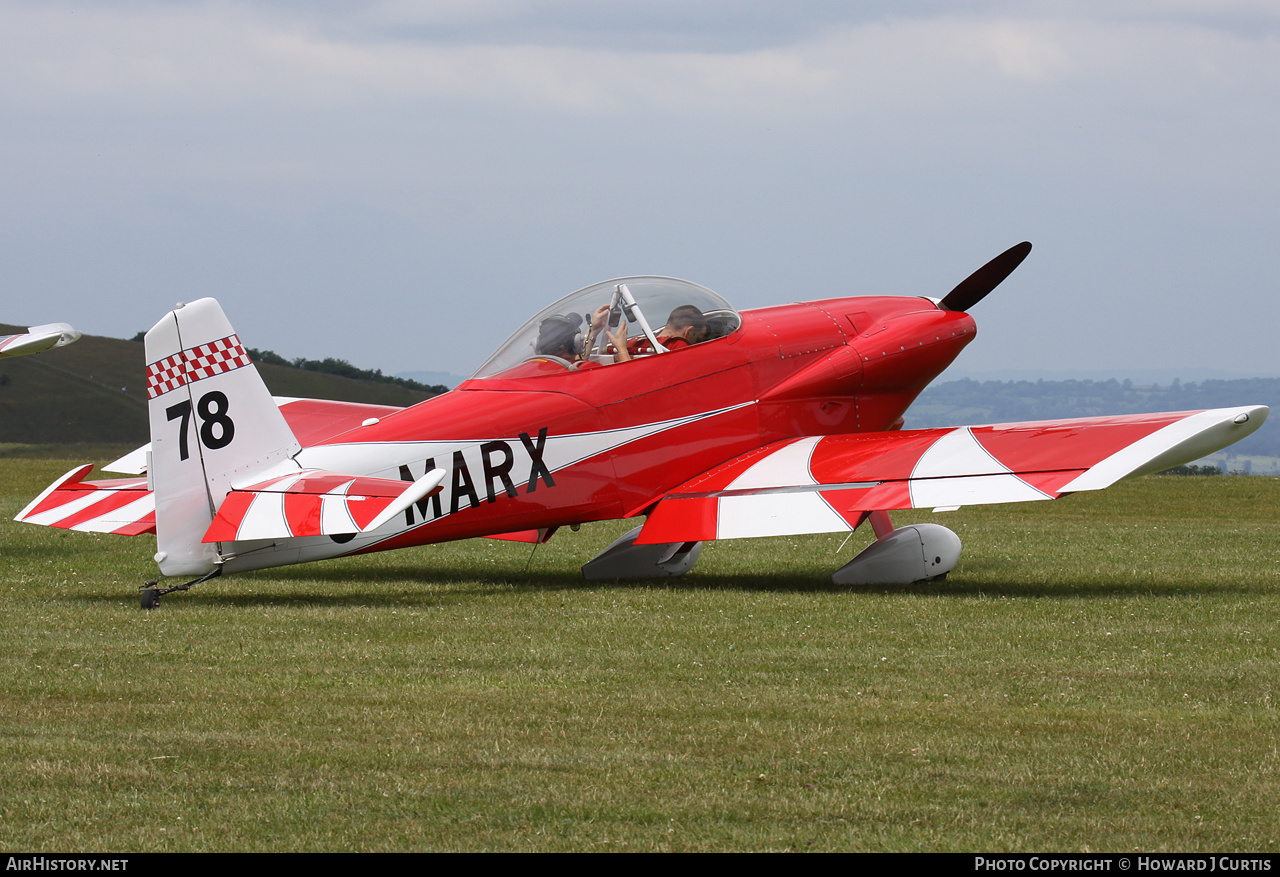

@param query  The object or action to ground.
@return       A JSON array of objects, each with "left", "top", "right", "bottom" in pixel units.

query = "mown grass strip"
[{"left": 1, "top": 459, "right": 1277, "bottom": 851}]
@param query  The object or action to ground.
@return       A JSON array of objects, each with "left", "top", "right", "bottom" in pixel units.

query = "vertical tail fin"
[{"left": 145, "top": 299, "right": 300, "bottom": 576}]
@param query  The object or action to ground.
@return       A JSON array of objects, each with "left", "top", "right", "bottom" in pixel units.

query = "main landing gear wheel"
[{"left": 138, "top": 567, "right": 222, "bottom": 610}]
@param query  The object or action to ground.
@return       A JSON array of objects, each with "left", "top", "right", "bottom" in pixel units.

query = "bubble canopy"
[{"left": 470, "top": 276, "right": 741, "bottom": 379}]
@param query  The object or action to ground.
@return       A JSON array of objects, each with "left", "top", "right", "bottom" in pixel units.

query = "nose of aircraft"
[{"left": 850, "top": 307, "right": 977, "bottom": 394}]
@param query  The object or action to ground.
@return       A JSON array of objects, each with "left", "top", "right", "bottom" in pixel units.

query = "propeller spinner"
[{"left": 939, "top": 241, "right": 1032, "bottom": 312}]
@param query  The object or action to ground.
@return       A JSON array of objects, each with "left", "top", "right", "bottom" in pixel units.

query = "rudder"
[{"left": 145, "top": 299, "right": 301, "bottom": 576}]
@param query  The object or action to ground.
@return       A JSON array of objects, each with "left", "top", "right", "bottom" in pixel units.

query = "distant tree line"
[
  {"left": 246, "top": 349, "right": 448, "bottom": 395},
  {"left": 1156, "top": 464, "right": 1223, "bottom": 476},
  {"left": 908, "top": 377, "right": 1280, "bottom": 457}
]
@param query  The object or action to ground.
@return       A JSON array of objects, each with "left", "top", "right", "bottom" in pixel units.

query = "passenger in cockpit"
[{"left": 614, "top": 305, "right": 708, "bottom": 362}]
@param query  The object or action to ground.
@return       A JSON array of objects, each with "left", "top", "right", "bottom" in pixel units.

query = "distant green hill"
[{"left": 0, "top": 325, "right": 438, "bottom": 445}]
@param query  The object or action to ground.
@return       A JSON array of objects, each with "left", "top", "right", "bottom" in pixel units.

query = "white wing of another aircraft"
[{"left": 0, "top": 323, "right": 81, "bottom": 358}]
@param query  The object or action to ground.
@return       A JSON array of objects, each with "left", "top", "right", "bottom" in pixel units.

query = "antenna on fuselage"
[{"left": 939, "top": 241, "right": 1033, "bottom": 312}]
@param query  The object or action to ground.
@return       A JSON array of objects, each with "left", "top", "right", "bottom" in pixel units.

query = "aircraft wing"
[
  {"left": 0, "top": 323, "right": 81, "bottom": 358},
  {"left": 15, "top": 465, "right": 155, "bottom": 535},
  {"left": 637, "top": 407, "right": 1266, "bottom": 544}
]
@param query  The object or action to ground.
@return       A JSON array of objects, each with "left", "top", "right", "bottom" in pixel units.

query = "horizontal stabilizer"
[
  {"left": 203, "top": 468, "right": 445, "bottom": 543},
  {"left": 638, "top": 407, "right": 1266, "bottom": 544},
  {"left": 14, "top": 465, "right": 155, "bottom": 535},
  {"left": 361, "top": 469, "right": 447, "bottom": 534}
]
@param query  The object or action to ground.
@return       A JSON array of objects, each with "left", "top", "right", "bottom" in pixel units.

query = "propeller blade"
[{"left": 939, "top": 241, "right": 1032, "bottom": 312}]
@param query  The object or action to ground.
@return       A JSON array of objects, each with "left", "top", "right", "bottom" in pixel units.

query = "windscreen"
[{"left": 470, "top": 276, "right": 740, "bottom": 379}]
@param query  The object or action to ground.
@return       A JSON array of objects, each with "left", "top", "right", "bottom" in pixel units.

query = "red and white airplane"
[
  {"left": 1, "top": 323, "right": 80, "bottom": 358},
  {"left": 14, "top": 243, "right": 1267, "bottom": 608}
]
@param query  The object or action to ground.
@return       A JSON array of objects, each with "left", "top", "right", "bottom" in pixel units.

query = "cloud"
[
  {"left": 2, "top": 1, "right": 1274, "bottom": 122},
  {"left": 0, "top": 2, "right": 840, "bottom": 114},
  {"left": 1, "top": 1, "right": 1278, "bottom": 376}
]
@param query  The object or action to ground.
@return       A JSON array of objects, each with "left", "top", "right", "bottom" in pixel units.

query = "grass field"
[{"left": 1, "top": 458, "right": 1277, "bottom": 852}]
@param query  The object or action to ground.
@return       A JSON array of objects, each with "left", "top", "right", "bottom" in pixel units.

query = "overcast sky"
[{"left": 2, "top": 1, "right": 1277, "bottom": 380}]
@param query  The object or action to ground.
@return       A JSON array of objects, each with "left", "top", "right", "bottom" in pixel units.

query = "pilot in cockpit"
[
  {"left": 535, "top": 310, "right": 627, "bottom": 368},
  {"left": 534, "top": 313, "right": 585, "bottom": 363}
]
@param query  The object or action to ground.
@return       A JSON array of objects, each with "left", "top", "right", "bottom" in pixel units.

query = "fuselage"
[{"left": 282, "top": 295, "right": 976, "bottom": 558}]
